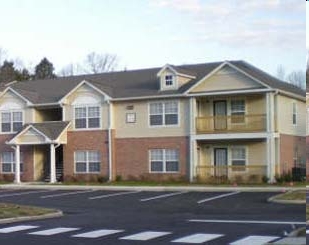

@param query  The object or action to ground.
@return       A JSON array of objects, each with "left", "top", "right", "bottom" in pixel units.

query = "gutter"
[{"left": 107, "top": 100, "right": 113, "bottom": 181}]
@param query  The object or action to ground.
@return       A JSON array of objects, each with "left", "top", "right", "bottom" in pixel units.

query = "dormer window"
[{"left": 165, "top": 75, "right": 174, "bottom": 86}]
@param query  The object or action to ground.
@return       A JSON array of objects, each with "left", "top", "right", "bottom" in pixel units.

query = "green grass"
[
  {"left": 306, "top": 205, "right": 309, "bottom": 221},
  {"left": 0, "top": 203, "right": 56, "bottom": 219},
  {"left": 273, "top": 190, "right": 306, "bottom": 201}
]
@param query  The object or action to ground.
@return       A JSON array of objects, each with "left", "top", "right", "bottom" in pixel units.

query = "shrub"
[
  {"left": 115, "top": 175, "right": 122, "bottom": 182},
  {"left": 262, "top": 175, "right": 269, "bottom": 183},
  {"left": 97, "top": 175, "right": 108, "bottom": 183}
]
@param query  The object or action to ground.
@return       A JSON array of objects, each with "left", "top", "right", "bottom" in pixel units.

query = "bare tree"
[
  {"left": 84, "top": 52, "right": 118, "bottom": 74},
  {"left": 276, "top": 64, "right": 286, "bottom": 81},
  {"left": 286, "top": 70, "right": 305, "bottom": 89},
  {"left": 0, "top": 47, "right": 7, "bottom": 66}
]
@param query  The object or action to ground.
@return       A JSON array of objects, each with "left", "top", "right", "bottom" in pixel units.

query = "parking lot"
[{"left": 0, "top": 188, "right": 305, "bottom": 244}]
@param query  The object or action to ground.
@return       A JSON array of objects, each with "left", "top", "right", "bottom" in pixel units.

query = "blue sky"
[{"left": 0, "top": 0, "right": 305, "bottom": 76}]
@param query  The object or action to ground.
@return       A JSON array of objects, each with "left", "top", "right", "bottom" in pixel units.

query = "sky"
[{"left": 0, "top": 0, "right": 305, "bottom": 76}]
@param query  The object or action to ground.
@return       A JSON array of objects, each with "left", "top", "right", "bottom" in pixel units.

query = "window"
[
  {"left": 292, "top": 102, "right": 297, "bottom": 125},
  {"left": 231, "top": 147, "right": 246, "bottom": 171},
  {"left": 1, "top": 111, "right": 23, "bottom": 133},
  {"left": 165, "top": 75, "right": 174, "bottom": 86},
  {"left": 149, "top": 101, "right": 178, "bottom": 126},
  {"left": 75, "top": 151, "right": 100, "bottom": 173},
  {"left": 231, "top": 100, "right": 245, "bottom": 123},
  {"left": 150, "top": 149, "right": 179, "bottom": 173},
  {"left": 126, "top": 113, "right": 136, "bottom": 123},
  {"left": 74, "top": 105, "right": 100, "bottom": 129},
  {"left": 1, "top": 152, "right": 23, "bottom": 173}
]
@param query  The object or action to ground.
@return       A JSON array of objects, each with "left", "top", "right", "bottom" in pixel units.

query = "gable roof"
[{"left": 8, "top": 60, "right": 304, "bottom": 104}]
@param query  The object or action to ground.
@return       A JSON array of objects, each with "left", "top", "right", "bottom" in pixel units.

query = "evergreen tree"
[{"left": 34, "top": 57, "right": 56, "bottom": 79}]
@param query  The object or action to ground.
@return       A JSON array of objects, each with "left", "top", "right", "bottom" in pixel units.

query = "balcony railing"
[{"left": 196, "top": 114, "right": 266, "bottom": 134}]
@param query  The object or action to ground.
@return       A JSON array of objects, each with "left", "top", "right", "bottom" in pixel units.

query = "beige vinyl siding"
[
  {"left": 113, "top": 99, "right": 189, "bottom": 138},
  {"left": 191, "top": 66, "right": 263, "bottom": 93},
  {"left": 276, "top": 94, "right": 305, "bottom": 136},
  {"left": 16, "top": 129, "right": 46, "bottom": 144},
  {"left": 33, "top": 145, "right": 46, "bottom": 181},
  {"left": 62, "top": 84, "right": 109, "bottom": 130}
]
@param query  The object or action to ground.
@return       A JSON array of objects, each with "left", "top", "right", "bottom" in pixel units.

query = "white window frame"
[
  {"left": 149, "top": 149, "right": 180, "bottom": 173},
  {"left": 1, "top": 152, "right": 23, "bottom": 174},
  {"left": 230, "top": 146, "right": 247, "bottom": 172},
  {"left": 292, "top": 102, "right": 297, "bottom": 126},
  {"left": 0, "top": 110, "right": 24, "bottom": 134},
  {"left": 230, "top": 99, "right": 246, "bottom": 124},
  {"left": 165, "top": 75, "right": 174, "bottom": 87},
  {"left": 74, "top": 151, "right": 101, "bottom": 174},
  {"left": 148, "top": 101, "right": 180, "bottom": 127},
  {"left": 73, "top": 104, "right": 101, "bottom": 130}
]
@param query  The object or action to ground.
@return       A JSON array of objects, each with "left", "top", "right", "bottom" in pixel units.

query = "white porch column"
[
  {"left": 50, "top": 144, "right": 56, "bottom": 183},
  {"left": 14, "top": 145, "right": 21, "bottom": 184},
  {"left": 189, "top": 97, "right": 197, "bottom": 182},
  {"left": 266, "top": 93, "right": 276, "bottom": 182}
]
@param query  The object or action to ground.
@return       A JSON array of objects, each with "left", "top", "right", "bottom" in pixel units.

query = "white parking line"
[
  {"left": 197, "top": 191, "right": 240, "bottom": 204},
  {"left": 188, "top": 219, "right": 306, "bottom": 225},
  {"left": 0, "top": 225, "right": 39, "bottom": 233},
  {"left": 72, "top": 229, "right": 124, "bottom": 238},
  {"left": 119, "top": 231, "right": 171, "bottom": 241},
  {"left": 41, "top": 190, "right": 96, "bottom": 199},
  {"left": 172, "top": 233, "right": 223, "bottom": 243},
  {"left": 306, "top": 229, "right": 309, "bottom": 234},
  {"left": 89, "top": 191, "right": 141, "bottom": 200},
  {"left": 229, "top": 235, "right": 279, "bottom": 245},
  {"left": 140, "top": 191, "right": 187, "bottom": 202},
  {"left": 0, "top": 190, "right": 53, "bottom": 198},
  {"left": 29, "top": 227, "right": 80, "bottom": 236}
]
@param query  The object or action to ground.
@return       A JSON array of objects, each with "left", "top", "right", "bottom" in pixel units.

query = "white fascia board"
[
  {"left": 58, "top": 80, "right": 111, "bottom": 104},
  {"left": 192, "top": 132, "right": 269, "bottom": 140},
  {"left": 186, "top": 88, "right": 275, "bottom": 97},
  {"left": 277, "top": 90, "right": 306, "bottom": 102},
  {"left": 0, "top": 87, "right": 33, "bottom": 106},
  {"left": 54, "top": 122, "right": 71, "bottom": 143},
  {"left": 7, "top": 125, "right": 52, "bottom": 145},
  {"left": 157, "top": 64, "right": 196, "bottom": 79},
  {"left": 184, "top": 62, "right": 227, "bottom": 94}
]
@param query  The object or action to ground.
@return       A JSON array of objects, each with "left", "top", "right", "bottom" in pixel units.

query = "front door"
[
  {"left": 213, "top": 101, "right": 227, "bottom": 130},
  {"left": 214, "top": 148, "right": 228, "bottom": 177}
]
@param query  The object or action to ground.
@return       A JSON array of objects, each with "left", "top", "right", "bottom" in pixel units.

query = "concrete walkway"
[{"left": 0, "top": 183, "right": 305, "bottom": 192}]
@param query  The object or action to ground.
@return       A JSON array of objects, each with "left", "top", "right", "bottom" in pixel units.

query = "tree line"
[{"left": 0, "top": 47, "right": 118, "bottom": 84}]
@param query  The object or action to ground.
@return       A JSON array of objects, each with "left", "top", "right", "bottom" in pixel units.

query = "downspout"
[{"left": 107, "top": 100, "right": 113, "bottom": 181}]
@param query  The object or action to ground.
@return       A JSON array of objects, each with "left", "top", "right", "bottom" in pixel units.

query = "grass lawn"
[
  {"left": 273, "top": 190, "right": 306, "bottom": 201},
  {"left": 306, "top": 205, "right": 309, "bottom": 221},
  {"left": 0, "top": 203, "right": 56, "bottom": 219}
]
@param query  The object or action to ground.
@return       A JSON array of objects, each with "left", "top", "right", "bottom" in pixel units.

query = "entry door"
[
  {"left": 213, "top": 101, "right": 227, "bottom": 130},
  {"left": 214, "top": 148, "right": 228, "bottom": 177}
]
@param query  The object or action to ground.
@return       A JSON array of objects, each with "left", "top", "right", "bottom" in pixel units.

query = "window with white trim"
[
  {"left": 292, "top": 102, "right": 297, "bottom": 125},
  {"left": 75, "top": 151, "right": 100, "bottom": 173},
  {"left": 1, "top": 111, "right": 23, "bottom": 133},
  {"left": 231, "top": 147, "right": 246, "bottom": 171},
  {"left": 149, "top": 101, "right": 178, "bottom": 126},
  {"left": 1, "top": 152, "right": 23, "bottom": 173},
  {"left": 165, "top": 75, "right": 174, "bottom": 86},
  {"left": 231, "top": 100, "right": 245, "bottom": 123},
  {"left": 150, "top": 149, "right": 179, "bottom": 173},
  {"left": 74, "top": 105, "right": 100, "bottom": 129}
]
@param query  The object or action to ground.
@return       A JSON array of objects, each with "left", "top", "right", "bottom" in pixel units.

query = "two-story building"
[{"left": 0, "top": 60, "right": 305, "bottom": 184}]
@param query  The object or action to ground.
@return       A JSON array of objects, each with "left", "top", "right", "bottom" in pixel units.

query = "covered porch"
[
  {"left": 6, "top": 121, "right": 70, "bottom": 184},
  {"left": 194, "top": 139, "right": 273, "bottom": 183}
]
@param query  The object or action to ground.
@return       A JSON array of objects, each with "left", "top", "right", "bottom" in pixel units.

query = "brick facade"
[
  {"left": 279, "top": 134, "right": 306, "bottom": 175},
  {"left": 0, "top": 134, "right": 34, "bottom": 182},
  {"left": 63, "top": 130, "right": 110, "bottom": 181},
  {"left": 115, "top": 136, "right": 189, "bottom": 181}
]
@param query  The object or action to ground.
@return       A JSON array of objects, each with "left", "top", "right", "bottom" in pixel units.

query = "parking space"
[{"left": 0, "top": 188, "right": 304, "bottom": 244}]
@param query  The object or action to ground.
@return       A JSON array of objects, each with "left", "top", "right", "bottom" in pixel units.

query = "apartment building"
[{"left": 0, "top": 60, "right": 305, "bottom": 183}]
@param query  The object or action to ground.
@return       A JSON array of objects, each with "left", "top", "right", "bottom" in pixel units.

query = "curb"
[
  {"left": 0, "top": 210, "right": 63, "bottom": 224},
  {"left": 267, "top": 191, "right": 305, "bottom": 205},
  {"left": 0, "top": 184, "right": 306, "bottom": 193}
]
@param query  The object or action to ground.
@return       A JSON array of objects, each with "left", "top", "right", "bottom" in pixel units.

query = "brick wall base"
[
  {"left": 280, "top": 134, "right": 306, "bottom": 176},
  {"left": 63, "top": 130, "right": 109, "bottom": 182},
  {"left": 115, "top": 137, "right": 189, "bottom": 181}
]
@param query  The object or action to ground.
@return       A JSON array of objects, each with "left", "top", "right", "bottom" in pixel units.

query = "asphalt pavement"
[{"left": 0, "top": 188, "right": 304, "bottom": 245}]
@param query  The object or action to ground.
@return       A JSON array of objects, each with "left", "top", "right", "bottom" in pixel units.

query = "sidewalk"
[{"left": 0, "top": 183, "right": 305, "bottom": 192}]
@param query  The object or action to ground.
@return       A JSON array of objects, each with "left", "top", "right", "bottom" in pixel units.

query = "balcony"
[{"left": 196, "top": 114, "right": 266, "bottom": 134}]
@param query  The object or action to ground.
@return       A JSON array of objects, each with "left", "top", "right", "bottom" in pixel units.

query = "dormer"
[{"left": 157, "top": 64, "right": 196, "bottom": 91}]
